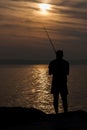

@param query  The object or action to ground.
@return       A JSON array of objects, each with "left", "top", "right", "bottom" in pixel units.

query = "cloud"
[{"left": 0, "top": 0, "right": 87, "bottom": 60}]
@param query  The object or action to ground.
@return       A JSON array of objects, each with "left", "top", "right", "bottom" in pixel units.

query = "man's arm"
[{"left": 48, "top": 62, "right": 53, "bottom": 75}]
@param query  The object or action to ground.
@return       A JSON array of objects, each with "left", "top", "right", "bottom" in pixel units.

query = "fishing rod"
[{"left": 43, "top": 27, "right": 56, "bottom": 55}]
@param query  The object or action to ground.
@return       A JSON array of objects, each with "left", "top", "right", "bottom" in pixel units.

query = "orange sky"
[{"left": 0, "top": 0, "right": 87, "bottom": 61}]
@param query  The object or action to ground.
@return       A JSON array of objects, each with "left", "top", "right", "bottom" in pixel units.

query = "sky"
[{"left": 0, "top": 0, "right": 87, "bottom": 62}]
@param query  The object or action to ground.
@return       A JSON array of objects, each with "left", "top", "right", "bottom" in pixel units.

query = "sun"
[{"left": 39, "top": 3, "right": 50, "bottom": 14}]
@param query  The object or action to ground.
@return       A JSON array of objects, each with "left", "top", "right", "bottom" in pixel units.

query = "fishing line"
[{"left": 43, "top": 27, "right": 56, "bottom": 55}]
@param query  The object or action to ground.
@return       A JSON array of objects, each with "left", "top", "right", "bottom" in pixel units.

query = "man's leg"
[
  {"left": 61, "top": 94, "right": 68, "bottom": 113},
  {"left": 53, "top": 93, "right": 59, "bottom": 114}
]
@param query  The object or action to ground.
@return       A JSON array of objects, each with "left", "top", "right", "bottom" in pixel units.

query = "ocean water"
[{"left": 0, "top": 64, "right": 87, "bottom": 114}]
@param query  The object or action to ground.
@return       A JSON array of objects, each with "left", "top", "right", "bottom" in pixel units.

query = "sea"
[{"left": 0, "top": 64, "right": 87, "bottom": 114}]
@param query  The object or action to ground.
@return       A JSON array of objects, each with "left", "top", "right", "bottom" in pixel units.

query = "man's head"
[{"left": 56, "top": 50, "right": 63, "bottom": 59}]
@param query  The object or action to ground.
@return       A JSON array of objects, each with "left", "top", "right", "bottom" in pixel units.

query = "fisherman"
[{"left": 49, "top": 50, "right": 69, "bottom": 114}]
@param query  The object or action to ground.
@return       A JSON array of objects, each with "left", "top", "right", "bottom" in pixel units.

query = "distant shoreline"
[
  {"left": 0, "top": 59, "right": 87, "bottom": 65},
  {"left": 0, "top": 59, "right": 49, "bottom": 65}
]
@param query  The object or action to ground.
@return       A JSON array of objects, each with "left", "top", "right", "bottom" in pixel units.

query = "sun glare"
[{"left": 39, "top": 3, "right": 50, "bottom": 14}]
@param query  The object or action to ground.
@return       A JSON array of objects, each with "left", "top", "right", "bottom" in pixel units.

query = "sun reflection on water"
[
  {"left": 30, "top": 65, "right": 63, "bottom": 114},
  {"left": 30, "top": 65, "right": 53, "bottom": 113}
]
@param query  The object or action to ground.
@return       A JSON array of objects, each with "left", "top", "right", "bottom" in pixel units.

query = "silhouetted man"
[{"left": 49, "top": 50, "right": 69, "bottom": 114}]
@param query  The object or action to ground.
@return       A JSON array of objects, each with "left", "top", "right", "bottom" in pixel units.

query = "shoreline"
[{"left": 0, "top": 107, "right": 87, "bottom": 129}]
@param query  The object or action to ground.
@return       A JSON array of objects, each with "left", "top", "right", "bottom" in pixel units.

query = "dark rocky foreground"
[{"left": 0, "top": 107, "right": 87, "bottom": 130}]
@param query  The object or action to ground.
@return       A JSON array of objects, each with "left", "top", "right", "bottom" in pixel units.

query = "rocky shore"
[{"left": 0, "top": 107, "right": 87, "bottom": 130}]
